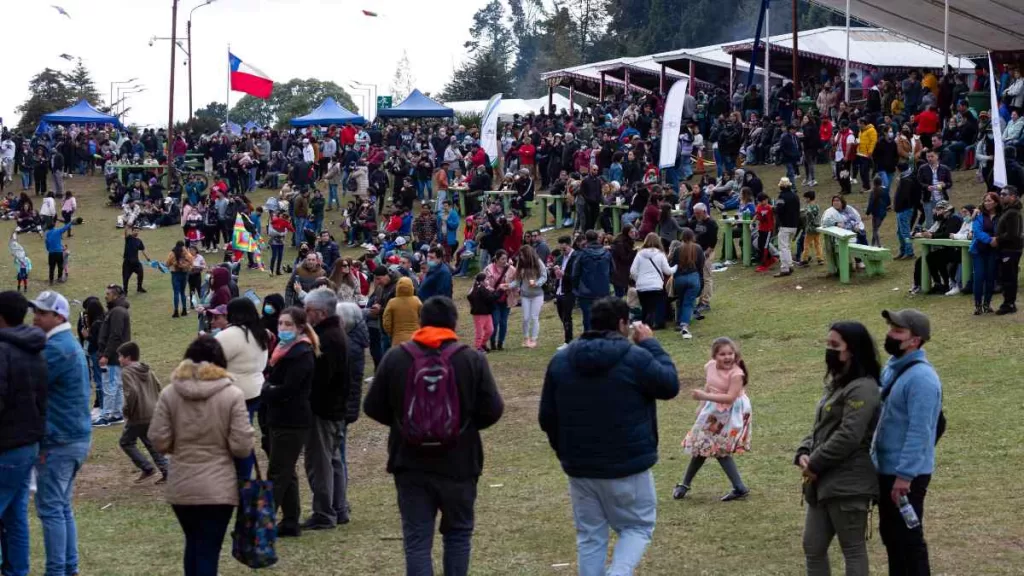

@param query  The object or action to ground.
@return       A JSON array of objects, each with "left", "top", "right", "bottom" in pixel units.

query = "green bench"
[{"left": 848, "top": 244, "right": 892, "bottom": 277}]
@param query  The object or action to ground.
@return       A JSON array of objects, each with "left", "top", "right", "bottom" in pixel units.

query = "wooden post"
[
  {"left": 792, "top": 0, "right": 800, "bottom": 98},
  {"left": 547, "top": 85, "right": 554, "bottom": 115},
  {"left": 731, "top": 53, "right": 737, "bottom": 91},
  {"left": 599, "top": 72, "right": 606, "bottom": 101},
  {"left": 624, "top": 68, "right": 631, "bottom": 95},
  {"left": 568, "top": 84, "right": 575, "bottom": 115},
  {"left": 688, "top": 59, "right": 696, "bottom": 95},
  {"left": 659, "top": 64, "right": 666, "bottom": 94}
]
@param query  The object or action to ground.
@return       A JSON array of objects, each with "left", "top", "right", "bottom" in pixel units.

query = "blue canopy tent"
[
  {"left": 40, "top": 100, "right": 121, "bottom": 128},
  {"left": 376, "top": 89, "right": 454, "bottom": 118},
  {"left": 221, "top": 122, "right": 242, "bottom": 135},
  {"left": 290, "top": 97, "right": 366, "bottom": 127},
  {"left": 243, "top": 121, "right": 259, "bottom": 131}
]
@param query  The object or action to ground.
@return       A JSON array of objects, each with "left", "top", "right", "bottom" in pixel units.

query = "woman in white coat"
[
  {"left": 630, "top": 232, "right": 677, "bottom": 329},
  {"left": 215, "top": 297, "right": 270, "bottom": 480}
]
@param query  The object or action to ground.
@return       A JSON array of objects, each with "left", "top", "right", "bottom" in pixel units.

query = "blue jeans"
[
  {"left": 569, "top": 469, "right": 656, "bottom": 576},
  {"left": 785, "top": 162, "right": 798, "bottom": 183},
  {"left": 973, "top": 251, "right": 998, "bottom": 306},
  {"left": 293, "top": 217, "right": 308, "bottom": 246},
  {"left": 234, "top": 398, "right": 260, "bottom": 480},
  {"left": 328, "top": 183, "right": 339, "bottom": 210},
  {"left": 248, "top": 167, "right": 257, "bottom": 191},
  {"left": 416, "top": 180, "right": 433, "bottom": 201},
  {"left": 578, "top": 298, "right": 594, "bottom": 332},
  {"left": 722, "top": 153, "right": 736, "bottom": 174},
  {"left": 88, "top": 351, "right": 103, "bottom": 408},
  {"left": 679, "top": 155, "right": 693, "bottom": 181},
  {"left": 490, "top": 303, "right": 510, "bottom": 348},
  {"left": 923, "top": 201, "right": 935, "bottom": 229},
  {"left": 270, "top": 243, "right": 284, "bottom": 273},
  {"left": 102, "top": 365, "right": 123, "bottom": 420},
  {"left": 0, "top": 443, "right": 39, "bottom": 576},
  {"left": 171, "top": 271, "right": 188, "bottom": 313},
  {"left": 20, "top": 171, "right": 31, "bottom": 190},
  {"left": 614, "top": 285, "right": 627, "bottom": 298},
  {"left": 674, "top": 272, "right": 702, "bottom": 327},
  {"left": 664, "top": 167, "right": 680, "bottom": 193},
  {"left": 36, "top": 441, "right": 90, "bottom": 576},
  {"left": 714, "top": 148, "right": 725, "bottom": 179},
  {"left": 878, "top": 170, "right": 893, "bottom": 192},
  {"left": 395, "top": 472, "right": 477, "bottom": 576},
  {"left": 896, "top": 210, "right": 915, "bottom": 257}
]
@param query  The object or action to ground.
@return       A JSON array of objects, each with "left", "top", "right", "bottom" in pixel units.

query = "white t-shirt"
[{"left": 834, "top": 133, "right": 855, "bottom": 162}]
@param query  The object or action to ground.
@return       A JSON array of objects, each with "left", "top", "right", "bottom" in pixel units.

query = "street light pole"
[
  {"left": 110, "top": 78, "right": 137, "bottom": 113},
  {"left": 187, "top": 0, "right": 217, "bottom": 121},
  {"left": 168, "top": 0, "right": 179, "bottom": 185}
]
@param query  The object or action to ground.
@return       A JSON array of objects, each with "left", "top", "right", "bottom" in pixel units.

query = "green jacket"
[{"left": 796, "top": 376, "right": 880, "bottom": 504}]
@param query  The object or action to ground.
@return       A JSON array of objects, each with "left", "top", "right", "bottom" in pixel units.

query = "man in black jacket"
[
  {"left": 95, "top": 286, "right": 131, "bottom": 426},
  {"left": 996, "top": 185, "right": 1022, "bottom": 314},
  {"left": 364, "top": 296, "right": 503, "bottom": 576},
  {"left": 581, "top": 165, "right": 603, "bottom": 231},
  {"left": 302, "top": 288, "right": 350, "bottom": 530},
  {"left": 774, "top": 178, "right": 801, "bottom": 276},
  {"left": 689, "top": 204, "right": 719, "bottom": 310},
  {"left": 0, "top": 291, "right": 49, "bottom": 576}
]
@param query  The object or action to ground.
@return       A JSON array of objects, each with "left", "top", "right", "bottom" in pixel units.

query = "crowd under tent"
[
  {"left": 290, "top": 97, "right": 366, "bottom": 127},
  {"left": 41, "top": 100, "right": 122, "bottom": 128},
  {"left": 376, "top": 89, "right": 454, "bottom": 119},
  {"left": 445, "top": 94, "right": 581, "bottom": 119}
]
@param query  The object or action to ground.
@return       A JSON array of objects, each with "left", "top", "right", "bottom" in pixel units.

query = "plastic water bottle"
[{"left": 898, "top": 495, "right": 920, "bottom": 529}]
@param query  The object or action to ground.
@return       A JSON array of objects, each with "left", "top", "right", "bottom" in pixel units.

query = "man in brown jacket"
[{"left": 117, "top": 342, "right": 168, "bottom": 483}]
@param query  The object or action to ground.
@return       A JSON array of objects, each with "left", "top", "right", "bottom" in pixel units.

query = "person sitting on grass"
[{"left": 117, "top": 341, "right": 168, "bottom": 484}]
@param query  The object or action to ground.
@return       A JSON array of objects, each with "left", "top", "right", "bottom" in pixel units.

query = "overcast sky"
[{"left": 1, "top": 0, "right": 481, "bottom": 128}]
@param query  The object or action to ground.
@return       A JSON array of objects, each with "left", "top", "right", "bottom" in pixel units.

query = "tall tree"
[
  {"left": 439, "top": 52, "right": 513, "bottom": 101},
  {"left": 466, "top": 0, "right": 513, "bottom": 60},
  {"left": 231, "top": 79, "right": 358, "bottom": 129},
  {"left": 390, "top": 50, "right": 416, "bottom": 103},
  {"left": 177, "top": 101, "right": 227, "bottom": 134},
  {"left": 63, "top": 59, "right": 102, "bottom": 105},
  {"left": 16, "top": 68, "right": 76, "bottom": 133},
  {"left": 508, "top": 0, "right": 547, "bottom": 93},
  {"left": 567, "top": 0, "right": 608, "bottom": 62}
]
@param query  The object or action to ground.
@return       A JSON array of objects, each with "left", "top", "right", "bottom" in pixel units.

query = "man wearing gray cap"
[
  {"left": 29, "top": 290, "right": 92, "bottom": 576},
  {"left": 873, "top": 308, "right": 943, "bottom": 576}
]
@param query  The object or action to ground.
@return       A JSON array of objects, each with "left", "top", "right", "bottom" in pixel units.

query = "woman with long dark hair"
[
  {"left": 165, "top": 240, "right": 193, "bottom": 318},
  {"left": 673, "top": 228, "right": 706, "bottom": 340},
  {"left": 515, "top": 245, "right": 547, "bottom": 348},
  {"left": 970, "top": 192, "right": 1002, "bottom": 314},
  {"left": 610, "top": 224, "right": 637, "bottom": 298},
  {"left": 149, "top": 336, "right": 254, "bottom": 576},
  {"left": 483, "top": 249, "right": 518, "bottom": 351},
  {"left": 78, "top": 296, "right": 107, "bottom": 411},
  {"left": 262, "top": 307, "right": 318, "bottom": 537},
  {"left": 796, "top": 321, "right": 881, "bottom": 576}
]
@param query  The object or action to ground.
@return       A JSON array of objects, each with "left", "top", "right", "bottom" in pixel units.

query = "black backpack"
[{"left": 881, "top": 361, "right": 946, "bottom": 444}]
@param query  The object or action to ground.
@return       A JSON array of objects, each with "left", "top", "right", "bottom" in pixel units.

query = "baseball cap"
[
  {"left": 934, "top": 200, "right": 953, "bottom": 212},
  {"left": 882, "top": 309, "right": 931, "bottom": 342},
  {"left": 29, "top": 290, "right": 71, "bottom": 319},
  {"left": 208, "top": 305, "right": 228, "bottom": 316},
  {"left": 395, "top": 236, "right": 407, "bottom": 247}
]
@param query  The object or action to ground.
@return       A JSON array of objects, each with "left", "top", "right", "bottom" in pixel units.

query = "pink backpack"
[{"left": 400, "top": 342, "right": 466, "bottom": 447}]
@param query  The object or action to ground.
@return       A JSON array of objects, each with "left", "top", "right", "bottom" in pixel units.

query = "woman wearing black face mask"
[{"left": 795, "top": 321, "right": 882, "bottom": 576}]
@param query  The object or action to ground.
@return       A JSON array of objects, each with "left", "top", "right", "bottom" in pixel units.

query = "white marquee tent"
[{"left": 445, "top": 94, "right": 581, "bottom": 119}]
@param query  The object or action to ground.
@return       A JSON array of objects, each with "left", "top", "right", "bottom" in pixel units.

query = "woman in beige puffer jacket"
[{"left": 148, "top": 336, "right": 254, "bottom": 576}]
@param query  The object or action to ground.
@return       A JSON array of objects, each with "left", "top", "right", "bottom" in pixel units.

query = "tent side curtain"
[
  {"left": 290, "top": 97, "right": 367, "bottom": 127},
  {"left": 377, "top": 89, "right": 454, "bottom": 118},
  {"left": 40, "top": 100, "right": 121, "bottom": 127}
]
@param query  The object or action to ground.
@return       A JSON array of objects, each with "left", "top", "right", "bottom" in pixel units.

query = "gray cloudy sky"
[{"left": 1, "top": 0, "right": 480, "bottom": 128}]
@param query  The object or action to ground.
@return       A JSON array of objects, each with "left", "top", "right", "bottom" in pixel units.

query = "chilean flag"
[{"left": 229, "top": 52, "right": 273, "bottom": 99}]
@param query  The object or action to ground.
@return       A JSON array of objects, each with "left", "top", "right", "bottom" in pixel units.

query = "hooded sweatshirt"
[
  {"left": 148, "top": 361, "right": 254, "bottom": 506},
  {"left": 98, "top": 297, "right": 131, "bottom": 365},
  {"left": 382, "top": 277, "right": 422, "bottom": 346},
  {"left": 209, "top": 267, "right": 233, "bottom": 308},
  {"left": 122, "top": 362, "right": 162, "bottom": 425},
  {"left": 0, "top": 325, "right": 49, "bottom": 453}
]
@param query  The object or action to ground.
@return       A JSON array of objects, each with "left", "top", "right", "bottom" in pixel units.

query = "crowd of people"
[{"left": 1, "top": 57, "right": 1021, "bottom": 576}]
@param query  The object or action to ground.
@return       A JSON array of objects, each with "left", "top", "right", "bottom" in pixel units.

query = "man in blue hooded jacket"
[
  {"left": 540, "top": 297, "right": 679, "bottom": 576},
  {"left": 571, "top": 230, "right": 612, "bottom": 331}
]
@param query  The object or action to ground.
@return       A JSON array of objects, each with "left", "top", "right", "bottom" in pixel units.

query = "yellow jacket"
[
  {"left": 922, "top": 73, "right": 938, "bottom": 96},
  {"left": 382, "top": 277, "right": 422, "bottom": 346},
  {"left": 857, "top": 124, "right": 877, "bottom": 157}
]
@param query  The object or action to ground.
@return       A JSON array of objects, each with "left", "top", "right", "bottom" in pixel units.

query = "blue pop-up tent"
[
  {"left": 243, "top": 121, "right": 259, "bottom": 131},
  {"left": 221, "top": 122, "right": 242, "bottom": 135},
  {"left": 377, "top": 89, "right": 454, "bottom": 118},
  {"left": 40, "top": 100, "right": 121, "bottom": 127},
  {"left": 290, "top": 97, "right": 366, "bottom": 127}
]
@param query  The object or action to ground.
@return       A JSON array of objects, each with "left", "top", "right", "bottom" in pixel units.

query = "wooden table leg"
[
  {"left": 741, "top": 225, "right": 752, "bottom": 266},
  {"left": 838, "top": 239, "right": 851, "bottom": 284}
]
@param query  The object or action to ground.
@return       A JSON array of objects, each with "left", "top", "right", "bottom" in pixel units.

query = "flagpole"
[{"left": 226, "top": 44, "right": 231, "bottom": 129}]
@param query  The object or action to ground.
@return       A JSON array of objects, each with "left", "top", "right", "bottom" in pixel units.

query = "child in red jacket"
[{"left": 754, "top": 193, "right": 777, "bottom": 271}]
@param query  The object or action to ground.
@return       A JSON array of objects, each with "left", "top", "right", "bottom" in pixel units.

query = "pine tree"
[
  {"left": 16, "top": 68, "right": 75, "bottom": 133},
  {"left": 440, "top": 52, "right": 513, "bottom": 101},
  {"left": 64, "top": 59, "right": 103, "bottom": 105}
]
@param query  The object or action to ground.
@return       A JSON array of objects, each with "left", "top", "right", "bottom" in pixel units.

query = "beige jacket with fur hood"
[{"left": 148, "top": 360, "right": 254, "bottom": 506}]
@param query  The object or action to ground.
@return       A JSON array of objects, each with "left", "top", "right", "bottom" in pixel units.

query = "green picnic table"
[
  {"left": 719, "top": 216, "right": 753, "bottom": 265},
  {"left": 536, "top": 194, "right": 565, "bottom": 228},
  {"left": 450, "top": 187, "right": 469, "bottom": 216},
  {"left": 913, "top": 237, "right": 972, "bottom": 292},
  {"left": 602, "top": 203, "right": 627, "bottom": 235},
  {"left": 819, "top": 226, "right": 858, "bottom": 283},
  {"left": 484, "top": 190, "right": 516, "bottom": 214}
]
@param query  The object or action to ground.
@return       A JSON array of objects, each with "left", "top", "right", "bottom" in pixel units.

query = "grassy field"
[{"left": 3, "top": 165, "right": 1022, "bottom": 575}]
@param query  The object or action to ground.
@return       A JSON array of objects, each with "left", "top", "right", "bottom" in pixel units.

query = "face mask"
[
  {"left": 278, "top": 329, "right": 296, "bottom": 344},
  {"left": 263, "top": 304, "right": 275, "bottom": 315},
  {"left": 884, "top": 335, "right": 907, "bottom": 358},
  {"left": 427, "top": 260, "right": 438, "bottom": 270},
  {"left": 825, "top": 349, "right": 844, "bottom": 375},
  {"left": 209, "top": 328, "right": 221, "bottom": 337}
]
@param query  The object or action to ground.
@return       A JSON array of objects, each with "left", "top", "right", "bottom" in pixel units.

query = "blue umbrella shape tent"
[
  {"left": 290, "top": 97, "right": 366, "bottom": 127},
  {"left": 40, "top": 100, "right": 121, "bottom": 127},
  {"left": 377, "top": 89, "right": 453, "bottom": 118},
  {"left": 243, "top": 121, "right": 259, "bottom": 131}
]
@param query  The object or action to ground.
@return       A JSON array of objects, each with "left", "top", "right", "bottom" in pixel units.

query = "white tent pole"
[
  {"left": 943, "top": 0, "right": 949, "bottom": 71},
  {"left": 844, "top": 0, "right": 850, "bottom": 103},
  {"left": 764, "top": 3, "right": 770, "bottom": 116}
]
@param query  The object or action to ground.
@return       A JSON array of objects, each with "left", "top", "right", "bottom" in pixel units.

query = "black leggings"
[
  {"left": 637, "top": 289, "right": 665, "bottom": 329},
  {"left": 48, "top": 252, "right": 64, "bottom": 283},
  {"left": 172, "top": 504, "right": 234, "bottom": 576},
  {"left": 122, "top": 260, "right": 144, "bottom": 292}
]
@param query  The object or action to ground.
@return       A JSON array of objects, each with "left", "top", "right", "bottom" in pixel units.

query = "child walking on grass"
[
  {"left": 467, "top": 272, "right": 497, "bottom": 352},
  {"left": 9, "top": 231, "right": 31, "bottom": 292},
  {"left": 118, "top": 342, "right": 169, "bottom": 484},
  {"left": 673, "top": 336, "right": 752, "bottom": 502}
]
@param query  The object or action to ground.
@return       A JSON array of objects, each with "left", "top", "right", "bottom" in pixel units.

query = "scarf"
[
  {"left": 269, "top": 335, "right": 311, "bottom": 367},
  {"left": 411, "top": 327, "right": 458, "bottom": 349}
]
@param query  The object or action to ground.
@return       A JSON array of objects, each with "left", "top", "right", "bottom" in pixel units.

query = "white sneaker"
[
  {"left": 680, "top": 326, "right": 692, "bottom": 340},
  {"left": 556, "top": 343, "right": 569, "bottom": 351},
  {"left": 945, "top": 285, "right": 961, "bottom": 296},
  {"left": 91, "top": 407, "right": 101, "bottom": 419}
]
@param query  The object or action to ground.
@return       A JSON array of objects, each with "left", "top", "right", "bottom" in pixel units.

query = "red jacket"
[
  {"left": 518, "top": 143, "right": 536, "bottom": 165},
  {"left": 270, "top": 217, "right": 294, "bottom": 233},
  {"left": 385, "top": 214, "right": 403, "bottom": 233},
  {"left": 916, "top": 109, "right": 939, "bottom": 136},
  {"left": 471, "top": 148, "right": 487, "bottom": 168},
  {"left": 503, "top": 216, "right": 523, "bottom": 256},
  {"left": 340, "top": 126, "right": 357, "bottom": 146}
]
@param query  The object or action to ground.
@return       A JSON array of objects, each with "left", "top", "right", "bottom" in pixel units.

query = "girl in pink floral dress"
[{"left": 673, "top": 337, "right": 752, "bottom": 501}]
